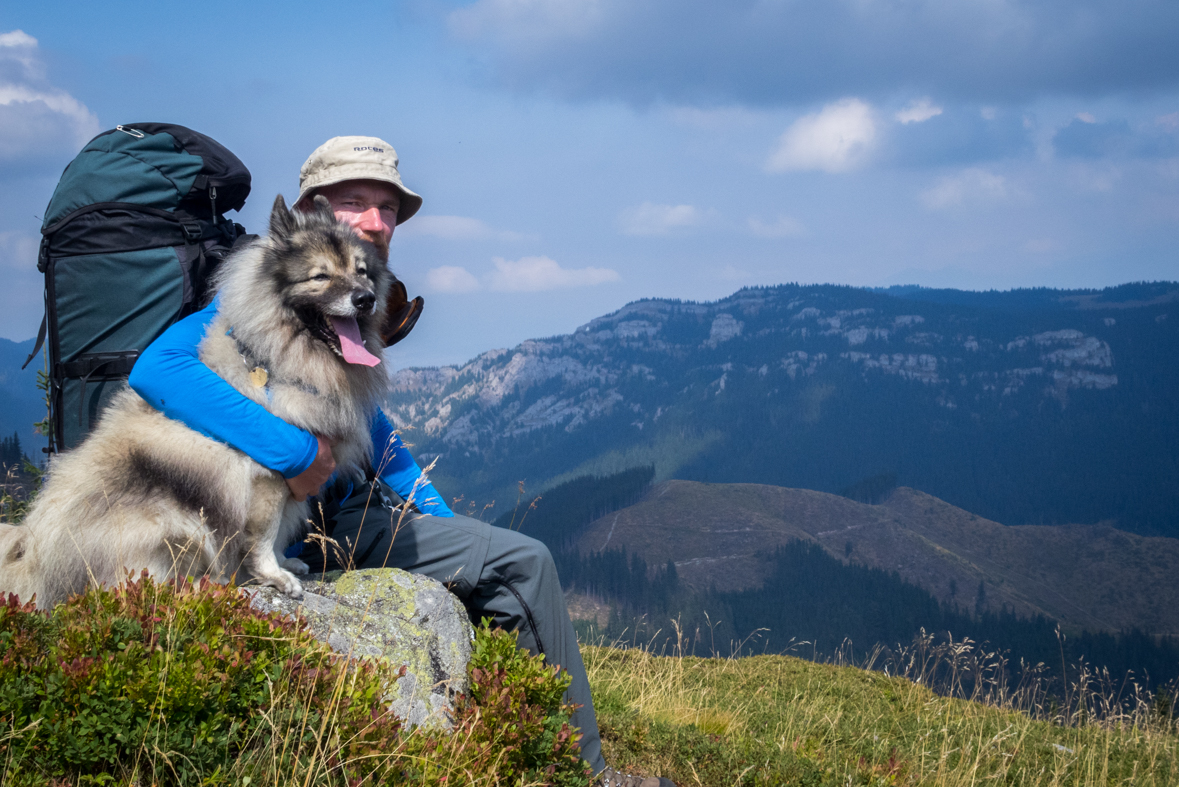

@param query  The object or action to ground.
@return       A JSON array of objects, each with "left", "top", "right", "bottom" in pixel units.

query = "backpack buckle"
[
  {"left": 179, "top": 218, "right": 203, "bottom": 243},
  {"left": 36, "top": 237, "right": 50, "bottom": 273}
]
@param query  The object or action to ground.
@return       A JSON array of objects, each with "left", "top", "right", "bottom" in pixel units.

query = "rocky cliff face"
[
  {"left": 393, "top": 289, "right": 1123, "bottom": 447},
  {"left": 388, "top": 282, "right": 1179, "bottom": 535}
]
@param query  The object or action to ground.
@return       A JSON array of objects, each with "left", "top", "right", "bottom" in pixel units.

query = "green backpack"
[{"left": 24, "top": 123, "right": 252, "bottom": 453}]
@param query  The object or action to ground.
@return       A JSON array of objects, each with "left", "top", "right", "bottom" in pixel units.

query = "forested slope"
[{"left": 391, "top": 282, "right": 1179, "bottom": 536}]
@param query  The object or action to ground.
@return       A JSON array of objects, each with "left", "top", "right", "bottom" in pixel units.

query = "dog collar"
[{"left": 231, "top": 333, "right": 323, "bottom": 399}]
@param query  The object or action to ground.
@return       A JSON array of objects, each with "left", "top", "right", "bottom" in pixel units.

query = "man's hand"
[{"left": 286, "top": 436, "right": 336, "bottom": 501}]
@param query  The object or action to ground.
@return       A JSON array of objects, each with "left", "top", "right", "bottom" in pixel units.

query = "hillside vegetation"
[
  {"left": 588, "top": 638, "right": 1179, "bottom": 786},
  {"left": 495, "top": 468, "right": 1179, "bottom": 691},
  {"left": 6, "top": 573, "right": 1176, "bottom": 786},
  {"left": 389, "top": 281, "right": 1179, "bottom": 536},
  {"left": 571, "top": 480, "right": 1179, "bottom": 637},
  {"left": 0, "top": 575, "right": 590, "bottom": 786}
]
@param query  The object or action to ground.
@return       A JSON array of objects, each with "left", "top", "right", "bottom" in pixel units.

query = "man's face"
[{"left": 313, "top": 179, "right": 400, "bottom": 261}]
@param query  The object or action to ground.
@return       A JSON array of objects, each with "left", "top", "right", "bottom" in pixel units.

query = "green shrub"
[
  {"left": 451, "top": 619, "right": 589, "bottom": 786},
  {"left": 0, "top": 573, "right": 591, "bottom": 786}
]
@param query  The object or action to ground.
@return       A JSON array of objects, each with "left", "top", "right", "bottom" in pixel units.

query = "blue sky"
[{"left": 1, "top": 0, "right": 1177, "bottom": 368}]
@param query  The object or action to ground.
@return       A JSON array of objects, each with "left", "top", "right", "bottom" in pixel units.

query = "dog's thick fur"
[{"left": 0, "top": 195, "right": 391, "bottom": 608}]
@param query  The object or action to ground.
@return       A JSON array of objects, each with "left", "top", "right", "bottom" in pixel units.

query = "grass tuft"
[{"left": 584, "top": 625, "right": 1179, "bottom": 786}]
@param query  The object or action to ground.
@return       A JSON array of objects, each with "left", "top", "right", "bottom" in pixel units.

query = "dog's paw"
[
  {"left": 280, "top": 557, "right": 311, "bottom": 576},
  {"left": 261, "top": 571, "right": 304, "bottom": 601}
]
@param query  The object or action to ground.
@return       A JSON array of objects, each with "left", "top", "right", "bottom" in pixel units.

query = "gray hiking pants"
[{"left": 303, "top": 479, "right": 603, "bottom": 773}]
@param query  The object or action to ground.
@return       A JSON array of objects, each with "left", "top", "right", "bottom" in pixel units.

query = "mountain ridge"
[
  {"left": 0, "top": 337, "right": 46, "bottom": 458},
  {"left": 389, "top": 281, "right": 1179, "bottom": 536},
  {"left": 567, "top": 479, "right": 1179, "bottom": 637}
]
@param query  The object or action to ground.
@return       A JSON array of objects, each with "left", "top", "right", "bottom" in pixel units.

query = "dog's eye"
[
  {"left": 357, "top": 268, "right": 367, "bottom": 277},
  {"left": 311, "top": 273, "right": 331, "bottom": 281}
]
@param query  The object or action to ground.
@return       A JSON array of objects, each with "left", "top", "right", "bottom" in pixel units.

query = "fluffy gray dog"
[{"left": 0, "top": 195, "right": 391, "bottom": 608}]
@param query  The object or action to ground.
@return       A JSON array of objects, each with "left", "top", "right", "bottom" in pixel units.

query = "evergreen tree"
[
  {"left": 0, "top": 432, "right": 22, "bottom": 469},
  {"left": 527, "top": 463, "right": 1179, "bottom": 691}
]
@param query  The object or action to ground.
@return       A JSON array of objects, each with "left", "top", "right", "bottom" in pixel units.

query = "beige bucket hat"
[{"left": 294, "top": 135, "right": 423, "bottom": 224}]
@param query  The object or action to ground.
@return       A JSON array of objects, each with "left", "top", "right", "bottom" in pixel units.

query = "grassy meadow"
[
  {"left": 2, "top": 573, "right": 1177, "bottom": 785},
  {"left": 586, "top": 631, "right": 1179, "bottom": 786}
]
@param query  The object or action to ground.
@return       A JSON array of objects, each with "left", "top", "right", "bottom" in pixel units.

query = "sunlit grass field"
[
  {"left": 3, "top": 572, "right": 1177, "bottom": 785},
  {"left": 585, "top": 629, "right": 1179, "bottom": 786}
]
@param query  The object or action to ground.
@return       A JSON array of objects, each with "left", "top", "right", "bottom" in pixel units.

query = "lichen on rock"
[{"left": 246, "top": 567, "right": 473, "bottom": 729}]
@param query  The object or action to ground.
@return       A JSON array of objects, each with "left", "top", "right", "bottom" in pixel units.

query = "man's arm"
[
  {"left": 371, "top": 410, "right": 454, "bottom": 517},
  {"left": 128, "top": 301, "right": 325, "bottom": 496}
]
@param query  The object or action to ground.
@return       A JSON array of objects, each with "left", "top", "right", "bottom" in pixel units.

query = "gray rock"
[{"left": 246, "top": 568, "right": 473, "bottom": 728}]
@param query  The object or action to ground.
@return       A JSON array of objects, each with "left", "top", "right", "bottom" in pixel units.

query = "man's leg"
[
  {"left": 463, "top": 524, "right": 603, "bottom": 773},
  {"left": 304, "top": 480, "right": 604, "bottom": 773}
]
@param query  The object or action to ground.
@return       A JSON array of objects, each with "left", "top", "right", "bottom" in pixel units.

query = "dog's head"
[{"left": 264, "top": 194, "right": 392, "bottom": 367}]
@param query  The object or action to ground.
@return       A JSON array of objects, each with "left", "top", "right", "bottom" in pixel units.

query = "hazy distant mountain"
[
  {"left": 0, "top": 338, "right": 47, "bottom": 459},
  {"left": 389, "top": 281, "right": 1179, "bottom": 536},
  {"left": 571, "top": 480, "right": 1179, "bottom": 637}
]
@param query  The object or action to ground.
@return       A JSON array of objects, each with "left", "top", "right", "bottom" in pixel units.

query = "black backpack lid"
[{"left": 111, "top": 122, "right": 252, "bottom": 213}]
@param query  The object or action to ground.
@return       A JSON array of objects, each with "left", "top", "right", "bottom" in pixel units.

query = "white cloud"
[
  {"left": 424, "top": 256, "right": 620, "bottom": 294},
  {"left": 921, "top": 168, "right": 1008, "bottom": 209},
  {"left": 0, "top": 30, "right": 37, "bottom": 56},
  {"left": 767, "top": 98, "right": 877, "bottom": 173},
  {"left": 443, "top": 0, "right": 1179, "bottom": 111},
  {"left": 0, "top": 228, "right": 38, "bottom": 268},
  {"left": 486, "top": 255, "right": 619, "bottom": 292},
  {"left": 1076, "top": 112, "right": 1097, "bottom": 124},
  {"left": 619, "top": 202, "right": 703, "bottom": 236},
  {"left": 895, "top": 98, "right": 943, "bottom": 125},
  {"left": 0, "top": 30, "right": 100, "bottom": 167},
  {"left": 980, "top": 106, "right": 998, "bottom": 120},
  {"left": 747, "top": 215, "right": 806, "bottom": 238},
  {"left": 0, "top": 231, "right": 45, "bottom": 341},
  {"left": 1158, "top": 112, "right": 1179, "bottom": 133},
  {"left": 425, "top": 265, "right": 481, "bottom": 293},
  {"left": 401, "top": 214, "right": 531, "bottom": 241}
]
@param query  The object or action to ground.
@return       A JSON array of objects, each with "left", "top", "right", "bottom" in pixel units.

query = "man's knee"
[{"left": 492, "top": 527, "right": 557, "bottom": 577}]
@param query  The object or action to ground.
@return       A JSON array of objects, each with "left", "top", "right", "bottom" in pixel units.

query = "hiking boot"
[{"left": 596, "top": 766, "right": 677, "bottom": 787}]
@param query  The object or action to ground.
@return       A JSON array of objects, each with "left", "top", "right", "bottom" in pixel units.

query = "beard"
[{"left": 356, "top": 229, "right": 390, "bottom": 262}]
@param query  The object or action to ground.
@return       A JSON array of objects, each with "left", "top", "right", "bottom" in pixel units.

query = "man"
[{"left": 130, "top": 137, "right": 674, "bottom": 786}]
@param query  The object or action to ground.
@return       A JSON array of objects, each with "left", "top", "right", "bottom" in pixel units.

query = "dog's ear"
[
  {"left": 270, "top": 194, "right": 297, "bottom": 240},
  {"left": 311, "top": 194, "right": 335, "bottom": 221}
]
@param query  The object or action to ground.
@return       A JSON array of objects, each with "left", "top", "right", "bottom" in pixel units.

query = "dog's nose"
[{"left": 351, "top": 290, "right": 376, "bottom": 313}]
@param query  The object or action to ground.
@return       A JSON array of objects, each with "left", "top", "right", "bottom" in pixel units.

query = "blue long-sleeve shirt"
[{"left": 129, "top": 300, "right": 453, "bottom": 516}]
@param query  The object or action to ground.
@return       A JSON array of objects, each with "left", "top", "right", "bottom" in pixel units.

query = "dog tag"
[{"left": 249, "top": 367, "right": 268, "bottom": 388}]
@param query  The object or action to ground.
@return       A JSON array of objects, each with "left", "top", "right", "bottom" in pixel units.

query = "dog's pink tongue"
[{"left": 330, "top": 316, "right": 381, "bottom": 367}]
